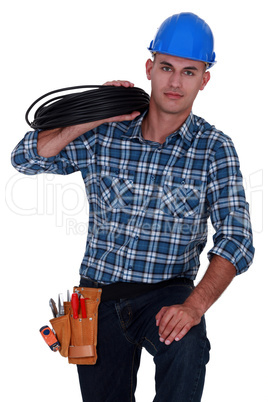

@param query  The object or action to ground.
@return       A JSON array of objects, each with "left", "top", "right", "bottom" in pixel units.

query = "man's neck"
[{"left": 141, "top": 106, "right": 191, "bottom": 144}]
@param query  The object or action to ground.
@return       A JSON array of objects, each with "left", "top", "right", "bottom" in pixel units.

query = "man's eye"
[
  {"left": 184, "top": 70, "right": 194, "bottom": 76},
  {"left": 162, "top": 67, "right": 172, "bottom": 72}
]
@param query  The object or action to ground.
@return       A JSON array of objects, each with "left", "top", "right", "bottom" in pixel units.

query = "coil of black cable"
[{"left": 25, "top": 85, "right": 150, "bottom": 130}]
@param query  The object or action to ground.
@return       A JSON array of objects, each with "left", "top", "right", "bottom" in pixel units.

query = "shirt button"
[
  {"left": 134, "top": 236, "right": 139, "bottom": 241},
  {"left": 128, "top": 266, "right": 133, "bottom": 271},
  {"left": 151, "top": 175, "right": 155, "bottom": 182},
  {"left": 181, "top": 180, "right": 185, "bottom": 185}
]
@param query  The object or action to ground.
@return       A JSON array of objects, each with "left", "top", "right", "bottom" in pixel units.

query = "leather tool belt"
[{"left": 50, "top": 286, "right": 102, "bottom": 365}]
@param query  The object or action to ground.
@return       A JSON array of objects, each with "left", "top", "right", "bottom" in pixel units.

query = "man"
[{"left": 11, "top": 12, "right": 254, "bottom": 402}]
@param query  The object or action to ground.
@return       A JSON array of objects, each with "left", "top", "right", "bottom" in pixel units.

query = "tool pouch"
[{"left": 50, "top": 286, "right": 102, "bottom": 365}]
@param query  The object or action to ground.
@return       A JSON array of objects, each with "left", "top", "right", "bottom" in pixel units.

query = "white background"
[{"left": 1, "top": 0, "right": 267, "bottom": 400}]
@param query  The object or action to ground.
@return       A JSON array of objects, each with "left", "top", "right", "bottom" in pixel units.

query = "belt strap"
[
  {"left": 80, "top": 276, "right": 194, "bottom": 301},
  {"left": 68, "top": 345, "right": 95, "bottom": 358}
]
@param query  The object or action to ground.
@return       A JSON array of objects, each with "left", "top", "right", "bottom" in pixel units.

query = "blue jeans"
[{"left": 77, "top": 278, "right": 210, "bottom": 402}]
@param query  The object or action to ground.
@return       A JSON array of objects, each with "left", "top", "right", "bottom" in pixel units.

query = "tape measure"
[{"left": 40, "top": 325, "right": 61, "bottom": 352}]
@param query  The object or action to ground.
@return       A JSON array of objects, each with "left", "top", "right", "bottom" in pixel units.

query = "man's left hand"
[{"left": 155, "top": 304, "right": 202, "bottom": 345}]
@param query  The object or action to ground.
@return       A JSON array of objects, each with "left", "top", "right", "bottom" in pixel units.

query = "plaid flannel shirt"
[{"left": 11, "top": 111, "right": 254, "bottom": 284}]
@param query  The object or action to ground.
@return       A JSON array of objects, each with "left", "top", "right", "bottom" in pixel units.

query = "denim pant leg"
[
  {"left": 123, "top": 284, "right": 211, "bottom": 402},
  {"left": 77, "top": 277, "right": 142, "bottom": 402},
  {"left": 152, "top": 315, "right": 210, "bottom": 402},
  {"left": 77, "top": 280, "right": 210, "bottom": 402},
  {"left": 77, "top": 299, "right": 142, "bottom": 402}
]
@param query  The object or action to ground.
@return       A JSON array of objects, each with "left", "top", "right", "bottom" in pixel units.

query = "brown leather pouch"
[
  {"left": 50, "top": 286, "right": 102, "bottom": 365},
  {"left": 50, "top": 314, "right": 71, "bottom": 358}
]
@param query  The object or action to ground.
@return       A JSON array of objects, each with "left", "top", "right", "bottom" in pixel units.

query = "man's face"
[{"left": 146, "top": 53, "right": 210, "bottom": 118}]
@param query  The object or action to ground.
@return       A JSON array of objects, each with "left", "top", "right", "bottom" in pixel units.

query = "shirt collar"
[
  {"left": 121, "top": 110, "right": 196, "bottom": 146},
  {"left": 120, "top": 110, "right": 147, "bottom": 142}
]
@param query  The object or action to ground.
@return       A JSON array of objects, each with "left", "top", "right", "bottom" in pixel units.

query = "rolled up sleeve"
[
  {"left": 11, "top": 130, "right": 94, "bottom": 175},
  {"left": 207, "top": 140, "right": 255, "bottom": 274}
]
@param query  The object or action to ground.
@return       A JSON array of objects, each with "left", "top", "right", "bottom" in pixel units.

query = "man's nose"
[{"left": 169, "top": 72, "right": 182, "bottom": 88}]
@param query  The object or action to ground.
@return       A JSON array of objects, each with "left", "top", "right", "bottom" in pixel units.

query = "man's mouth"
[{"left": 164, "top": 91, "right": 183, "bottom": 100}]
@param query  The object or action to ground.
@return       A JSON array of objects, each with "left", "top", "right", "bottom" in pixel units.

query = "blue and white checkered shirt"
[{"left": 11, "top": 111, "right": 254, "bottom": 284}]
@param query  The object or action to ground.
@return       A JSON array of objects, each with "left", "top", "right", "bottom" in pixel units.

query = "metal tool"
[
  {"left": 67, "top": 289, "right": 71, "bottom": 302},
  {"left": 49, "top": 298, "right": 59, "bottom": 318},
  {"left": 58, "top": 293, "right": 65, "bottom": 316}
]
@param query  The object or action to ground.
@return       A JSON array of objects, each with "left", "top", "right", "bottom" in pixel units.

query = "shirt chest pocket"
[
  {"left": 99, "top": 166, "right": 135, "bottom": 210},
  {"left": 160, "top": 176, "right": 203, "bottom": 219}
]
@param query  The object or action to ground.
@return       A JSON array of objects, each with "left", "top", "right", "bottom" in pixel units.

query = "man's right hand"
[
  {"left": 37, "top": 80, "right": 140, "bottom": 158},
  {"left": 103, "top": 80, "right": 135, "bottom": 88},
  {"left": 101, "top": 80, "right": 140, "bottom": 123}
]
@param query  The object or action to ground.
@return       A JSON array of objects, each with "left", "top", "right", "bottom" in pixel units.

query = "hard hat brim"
[{"left": 148, "top": 48, "right": 216, "bottom": 69}]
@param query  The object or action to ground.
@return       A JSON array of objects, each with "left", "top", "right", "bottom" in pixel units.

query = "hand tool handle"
[
  {"left": 71, "top": 293, "right": 79, "bottom": 319},
  {"left": 80, "top": 296, "right": 87, "bottom": 318}
]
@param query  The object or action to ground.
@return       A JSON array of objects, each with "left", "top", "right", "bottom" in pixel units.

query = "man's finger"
[
  {"left": 175, "top": 323, "right": 192, "bottom": 341},
  {"left": 164, "top": 322, "right": 193, "bottom": 345},
  {"left": 155, "top": 306, "right": 169, "bottom": 327},
  {"left": 106, "top": 111, "right": 140, "bottom": 123},
  {"left": 103, "top": 80, "right": 134, "bottom": 87},
  {"left": 157, "top": 306, "right": 182, "bottom": 336},
  {"left": 159, "top": 313, "right": 183, "bottom": 342}
]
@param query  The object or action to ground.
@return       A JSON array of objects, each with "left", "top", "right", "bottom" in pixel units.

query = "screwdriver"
[
  {"left": 80, "top": 295, "right": 87, "bottom": 319},
  {"left": 71, "top": 293, "right": 79, "bottom": 319}
]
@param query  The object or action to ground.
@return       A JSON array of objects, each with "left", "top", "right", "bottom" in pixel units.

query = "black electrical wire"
[{"left": 25, "top": 85, "right": 150, "bottom": 130}]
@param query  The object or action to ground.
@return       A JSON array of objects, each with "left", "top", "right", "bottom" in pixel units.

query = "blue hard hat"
[{"left": 148, "top": 12, "right": 216, "bottom": 68}]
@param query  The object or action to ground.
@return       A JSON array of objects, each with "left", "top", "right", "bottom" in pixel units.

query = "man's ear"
[
  {"left": 200, "top": 71, "right": 210, "bottom": 91},
  {"left": 145, "top": 59, "right": 154, "bottom": 80}
]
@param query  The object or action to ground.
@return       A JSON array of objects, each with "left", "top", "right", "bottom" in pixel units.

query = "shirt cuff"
[{"left": 207, "top": 237, "right": 255, "bottom": 275}]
